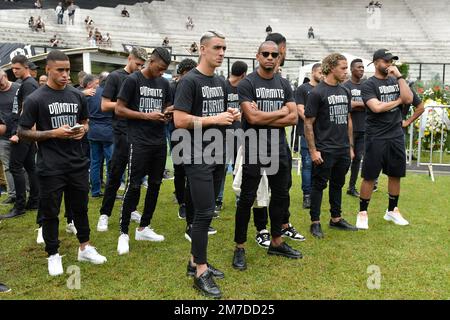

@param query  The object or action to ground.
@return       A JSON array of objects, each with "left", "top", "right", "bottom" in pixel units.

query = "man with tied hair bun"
[
  {"left": 18, "top": 50, "right": 107, "bottom": 276},
  {"left": 115, "top": 47, "right": 173, "bottom": 255},
  {"left": 304, "top": 53, "right": 358, "bottom": 239}
]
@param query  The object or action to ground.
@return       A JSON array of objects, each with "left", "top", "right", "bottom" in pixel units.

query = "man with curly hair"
[{"left": 305, "top": 53, "right": 358, "bottom": 238}]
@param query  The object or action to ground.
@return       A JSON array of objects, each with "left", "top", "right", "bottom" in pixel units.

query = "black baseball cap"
[
  {"left": 28, "top": 62, "right": 39, "bottom": 70},
  {"left": 368, "top": 49, "right": 399, "bottom": 65}
]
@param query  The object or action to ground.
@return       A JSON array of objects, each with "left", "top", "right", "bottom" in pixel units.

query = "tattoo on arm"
[
  {"left": 18, "top": 126, "right": 54, "bottom": 142},
  {"left": 304, "top": 119, "right": 316, "bottom": 152}
]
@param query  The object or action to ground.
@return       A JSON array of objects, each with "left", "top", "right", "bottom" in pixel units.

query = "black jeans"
[
  {"left": 184, "top": 163, "right": 225, "bottom": 265},
  {"left": 173, "top": 163, "right": 186, "bottom": 205},
  {"left": 348, "top": 131, "right": 365, "bottom": 190},
  {"left": 120, "top": 144, "right": 166, "bottom": 234},
  {"left": 310, "top": 151, "right": 351, "bottom": 222},
  {"left": 39, "top": 169, "right": 90, "bottom": 256},
  {"left": 234, "top": 154, "right": 291, "bottom": 245},
  {"left": 9, "top": 141, "right": 39, "bottom": 210},
  {"left": 100, "top": 133, "right": 137, "bottom": 217}
]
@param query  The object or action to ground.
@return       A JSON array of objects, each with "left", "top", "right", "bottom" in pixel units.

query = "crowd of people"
[{"left": 0, "top": 27, "right": 424, "bottom": 299}]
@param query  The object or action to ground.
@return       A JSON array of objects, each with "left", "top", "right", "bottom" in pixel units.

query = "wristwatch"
[{"left": 396, "top": 75, "right": 405, "bottom": 80}]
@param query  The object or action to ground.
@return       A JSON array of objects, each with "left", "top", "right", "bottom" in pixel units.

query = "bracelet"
[{"left": 396, "top": 75, "right": 404, "bottom": 80}]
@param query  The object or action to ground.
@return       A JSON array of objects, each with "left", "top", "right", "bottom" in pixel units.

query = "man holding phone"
[{"left": 356, "top": 49, "right": 413, "bottom": 229}]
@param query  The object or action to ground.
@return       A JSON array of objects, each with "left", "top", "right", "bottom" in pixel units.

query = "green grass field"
[{"left": 0, "top": 171, "right": 449, "bottom": 300}]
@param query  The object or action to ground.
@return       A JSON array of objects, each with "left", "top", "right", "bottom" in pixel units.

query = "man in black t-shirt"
[
  {"left": 295, "top": 62, "right": 323, "bottom": 209},
  {"left": 215, "top": 60, "right": 247, "bottom": 213},
  {"left": 343, "top": 59, "right": 366, "bottom": 197},
  {"left": 0, "top": 69, "right": 20, "bottom": 204},
  {"left": 233, "top": 40, "right": 301, "bottom": 271},
  {"left": 2, "top": 55, "right": 40, "bottom": 219},
  {"left": 305, "top": 53, "right": 358, "bottom": 239},
  {"left": 356, "top": 49, "right": 414, "bottom": 230},
  {"left": 96, "top": 47, "right": 147, "bottom": 232},
  {"left": 18, "top": 50, "right": 107, "bottom": 276},
  {"left": 115, "top": 47, "right": 173, "bottom": 254},
  {"left": 173, "top": 30, "right": 239, "bottom": 299}
]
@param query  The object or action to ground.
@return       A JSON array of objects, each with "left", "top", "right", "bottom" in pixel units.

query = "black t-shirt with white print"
[
  {"left": 102, "top": 68, "right": 129, "bottom": 136},
  {"left": 343, "top": 80, "right": 366, "bottom": 133},
  {"left": 173, "top": 68, "right": 227, "bottom": 163},
  {"left": 11, "top": 76, "right": 39, "bottom": 135},
  {"left": 19, "top": 85, "right": 89, "bottom": 176},
  {"left": 361, "top": 76, "right": 403, "bottom": 139},
  {"left": 226, "top": 80, "right": 241, "bottom": 130},
  {"left": 305, "top": 81, "right": 351, "bottom": 153},
  {"left": 294, "top": 82, "right": 315, "bottom": 136},
  {"left": 117, "top": 71, "right": 172, "bottom": 147},
  {"left": 238, "top": 71, "right": 294, "bottom": 158}
]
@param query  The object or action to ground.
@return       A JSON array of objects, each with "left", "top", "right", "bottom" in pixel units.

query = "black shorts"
[{"left": 362, "top": 135, "right": 406, "bottom": 180}]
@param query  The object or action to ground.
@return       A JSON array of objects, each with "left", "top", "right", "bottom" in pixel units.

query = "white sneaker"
[
  {"left": 384, "top": 207, "right": 409, "bottom": 226},
  {"left": 130, "top": 211, "right": 142, "bottom": 223},
  {"left": 119, "top": 182, "right": 126, "bottom": 191},
  {"left": 78, "top": 245, "right": 107, "bottom": 264},
  {"left": 47, "top": 253, "right": 64, "bottom": 276},
  {"left": 117, "top": 234, "right": 130, "bottom": 255},
  {"left": 97, "top": 214, "right": 109, "bottom": 232},
  {"left": 36, "top": 226, "right": 44, "bottom": 244},
  {"left": 356, "top": 211, "right": 369, "bottom": 230},
  {"left": 135, "top": 227, "right": 164, "bottom": 242},
  {"left": 66, "top": 221, "right": 77, "bottom": 235}
]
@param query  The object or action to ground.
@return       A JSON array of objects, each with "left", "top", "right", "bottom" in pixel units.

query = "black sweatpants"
[
  {"left": 100, "top": 133, "right": 138, "bottom": 217},
  {"left": 9, "top": 141, "right": 39, "bottom": 210},
  {"left": 39, "top": 169, "right": 90, "bottom": 256},
  {"left": 348, "top": 131, "right": 365, "bottom": 190},
  {"left": 310, "top": 151, "right": 351, "bottom": 222},
  {"left": 120, "top": 144, "right": 166, "bottom": 234},
  {"left": 234, "top": 154, "right": 291, "bottom": 245},
  {"left": 184, "top": 163, "right": 225, "bottom": 265}
]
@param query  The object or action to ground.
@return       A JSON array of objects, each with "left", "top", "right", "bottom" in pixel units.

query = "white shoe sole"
[
  {"left": 135, "top": 235, "right": 164, "bottom": 242},
  {"left": 281, "top": 234, "right": 306, "bottom": 241},
  {"left": 97, "top": 226, "right": 108, "bottom": 232},
  {"left": 384, "top": 214, "right": 409, "bottom": 226},
  {"left": 49, "top": 270, "right": 64, "bottom": 276},
  {"left": 117, "top": 248, "right": 129, "bottom": 255},
  {"left": 78, "top": 257, "right": 107, "bottom": 264},
  {"left": 184, "top": 233, "right": 192, "bottom": 242}
]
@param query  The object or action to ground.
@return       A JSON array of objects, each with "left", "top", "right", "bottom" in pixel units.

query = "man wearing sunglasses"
[
  {"left": 356, "top": 49, "right": 413, "bottom": 229},
  {"left": 173, "top": 30, "right": 240, "bottom": 299},
  {"left": 233, "top": 41, "right": 302, "bottom": 271},
  {"left": 96, "top": 47, "right": 147, "bottom": 232}
]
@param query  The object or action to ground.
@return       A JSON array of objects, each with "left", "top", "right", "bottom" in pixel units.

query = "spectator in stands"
[
  {"left": 265, "top": 25, "right": 272, "bottom": 35},
  {"left": 87, "top": 30, "right": 96, "bottom": 46},
  {"left": 38, "top": 74, "right": 47, "bottom": 87},
  {"left": 102, "top": 33, "right": 111, "bottom": 47},
  {"left": 308, "top": 26, "right": 314, "bottom": 39},
  {"left": 374, "top": 1, "right": 382, "bottom": 8},
  {"left": 35, "top": 16, "right": 45, "bottom": 32},
  {"left": 162, "top": 37, "right": 170, "bottom": 47},
  {"left": 185, "top": 16, "right": 194, "bottom": 30},
  {"left": 34, "top": 0, "right": 42, "bottom": 9},
  {"left": 55, "top": 2, "right": 64, "bottom": 24},
  {"left": 94, "top": 28, "right": 102, "bottom": 43},
  {"left": 28, "top": 16, "right": 35, "bottom": 30},
  {"left": 50, "top": 34, "right": 60, "bottom": 47},
  {"left": 121, "top": 7, "right": 130, "bottom": 17},
  {"left": 189, "top": 41, "right": 198, "bottom": 54},
  {"left": 84, "top": 16, "right": 94, "bottom": 31},
  {"left": 67, "top": 1, "right": 76, "bottom": 25}
]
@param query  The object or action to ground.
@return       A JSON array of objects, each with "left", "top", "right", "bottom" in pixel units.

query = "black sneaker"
[
  {"left": 329, "top": 218, "right": 358, "bottom": 231},
  {"left": 281, "top": 223, "right": 306, "bottom": 241},
  {"left": 232, "top": 247, "right": 247, "bottom": 270},
  {"left": 208, "top": 226, "right": 217, "bottom": 235},
  {"left": 1, "top": 197, "right": 15, "bottom": 205},
  {"left": 184, "top": 224, "right": 192, "bottom": 242},
  {"left": 310, "top": 223, "right": 324, "bottom": 239},
  {"left": 267, "top": 242, "right": 302, "bottom": 259},
  {"left": 373, "top": 183, "right": 378, "bottom": 192},
  {"left": 214, "top": 202, "right": 222, "bottom": 217},
  {"left": 255, "top": 229, "right": 271, "bottom": 248},
  {"left": 187, "top": 261, "right": 225, "bottom": 279},
  {"left": 302, "top": 194, "right": 311, "bottom": 209},
  {"left": 193, "top": 269, "right": 222, "bottom": 299},
  {"left": 0, "top": 208, "right": 26, "bottom": 219},
  {"left": 178, "top": 204, "right": 186, "bottom": 219},
  {"left": 346, "top": 188, "right": 360, "bottom": 197}
]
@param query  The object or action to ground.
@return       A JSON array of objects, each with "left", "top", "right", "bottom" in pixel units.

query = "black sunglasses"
[{"left": 260, "top": 51, "right": 279, "bottom": 58}]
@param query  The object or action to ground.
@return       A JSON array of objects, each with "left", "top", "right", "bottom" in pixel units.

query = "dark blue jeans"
[
  {"left": 300, "top": 135, "right": 312, "bottom": 195},
  {"left": 89, "top": 140, "right": 113, "bottom": 196}
]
